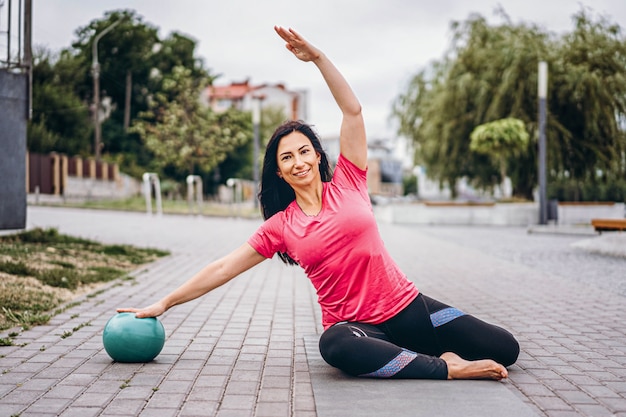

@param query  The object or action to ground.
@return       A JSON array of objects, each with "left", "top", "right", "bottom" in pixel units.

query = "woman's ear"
[{"left": 276, "top": 170, "right": 283, "bottom": 178}]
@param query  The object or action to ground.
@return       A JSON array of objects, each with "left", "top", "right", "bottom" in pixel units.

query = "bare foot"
[{"left": 440, "top": 352, "right": 508, "bottom": 380}]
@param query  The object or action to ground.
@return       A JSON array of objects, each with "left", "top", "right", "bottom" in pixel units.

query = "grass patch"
[
  {"left": 41, "top": 196, "right": 261, "bottom": 218},
  {"left": 0, "top": 227, "right": 169, "bottom": 332},
  {"left": 0, "top": 260, "right": 36, "bottom": 276},
  {"left": 50, "top": 260, "right": 75, "bottom": 269}
]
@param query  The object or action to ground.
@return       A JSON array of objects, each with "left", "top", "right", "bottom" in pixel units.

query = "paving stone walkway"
[{"left": 0, "top": 206, "right": 625, "bottom": 417}]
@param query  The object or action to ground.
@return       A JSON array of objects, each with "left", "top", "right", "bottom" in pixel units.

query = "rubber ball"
[{"left": 102, "top": 312, "right": 165, "bottom": 363}]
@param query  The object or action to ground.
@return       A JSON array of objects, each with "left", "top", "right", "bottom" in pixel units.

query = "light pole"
[
  {"left": 538, "top": 61, "right": 548, "bottom": 225},
  {"left": 252, "top": 95, "right": 265, "bottom": 208},
  {"left": 92, "top": 18, "right": 123, "bottom": 160}
]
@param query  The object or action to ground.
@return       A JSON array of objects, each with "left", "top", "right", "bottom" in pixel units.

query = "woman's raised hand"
[{"left": 274, "top": 26, "right": 321, "bottom": 62}]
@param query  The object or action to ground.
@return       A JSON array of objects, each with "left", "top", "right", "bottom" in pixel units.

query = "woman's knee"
[
  {"left": 318, "top": 324, "right": 360, "bottom": 367},
  {"left": 476, "top": 324, "right": 520, "bottom": 367},
  {"left": 318, "top": 322, "right": 388, "bottom": 372},
  {"left": 499, "top": 331, "right": 520, "bottom": 367}
]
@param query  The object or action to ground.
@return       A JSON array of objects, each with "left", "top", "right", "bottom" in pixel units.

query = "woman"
[{"left": 119, "top": 26, "right": 519, "bottom": 380}]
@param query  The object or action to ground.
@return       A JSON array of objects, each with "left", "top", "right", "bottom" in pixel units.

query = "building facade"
[{"left": 204, "top": 80, "right": 308, "bottom": 121}]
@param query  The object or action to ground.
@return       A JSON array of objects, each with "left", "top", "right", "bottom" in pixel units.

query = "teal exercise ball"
[{"left": 102, "top": 312, "right": 165, "bottom": 363}]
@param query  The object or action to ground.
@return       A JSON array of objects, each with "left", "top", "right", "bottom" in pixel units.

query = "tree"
[
  {"left": 28, "top": 48, "right": 92, "bottom": 155},
  {"left": 470, "top": 118, "right": 529, "bottom": 191},
  {"left": 152, "top": 32, "right": 210, "bottom": 83},
  {"left": 71, "top": 10, "right": 159, "bottom": 156},
  {"left": 393, "top": 10, "right": 548, "bottom": 198},
  {"left": 29, "top": 9, "right": 264, "bottom": 195},
  {"left": 66, "top": 9, "right": 225, "bottom": 181},
  {"left": 131, "top": 66, "right": 250, "bottom": 176},
  {"left": 72, "top": 10, "right": 159, "bottom": 115},
  {"left": 549, "top": 9, "right": 626, "bottom": 183},
  {"left": 392, "top": 8, "right": 626, "bottom": 200}
]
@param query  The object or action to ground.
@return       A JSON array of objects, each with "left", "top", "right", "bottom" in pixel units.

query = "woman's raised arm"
[{"left": 275, "top": 26, "right": 367, "bottom": 170}]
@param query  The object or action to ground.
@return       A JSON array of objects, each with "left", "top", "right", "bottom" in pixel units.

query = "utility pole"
[
  {"left": 24, "top": 0, "right": 32, "bottom": 120},
  {"left": 92, "top": 18, "right": 123, "bottom": 160},
  {"left": 124, "top": 70, "right": 131, "bottom": 131},
  {"left": 538, "top": 61, "right": 548, "bottom": 225}
]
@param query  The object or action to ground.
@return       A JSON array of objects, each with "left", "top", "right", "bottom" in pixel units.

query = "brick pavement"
[
  {"left": 1, "top": 206, "right": 625, "bottom": 417},
  {"left": 388, "top": 225, "right": 626, "bottom": 417}
]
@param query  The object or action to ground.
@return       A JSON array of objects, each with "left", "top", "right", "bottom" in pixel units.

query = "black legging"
[{"left": 318, "top": 293, "right": 519, "bottom": 379}]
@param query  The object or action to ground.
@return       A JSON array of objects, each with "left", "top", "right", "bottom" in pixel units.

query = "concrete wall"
[
  {"left": 64, "top": 174, "right": 141, "bottom": 200},
  {"left": 0, "top": 71, "right": 27, "bottom": 230},
  {"left": 28, "top": 173, "right": 141, "bottom": 204},
  {"left": 557, "top": 203, "right": 625, "bottom": 225},
  {"left": 374, "top": 203, "right": 539, "bottom": 226},
  {"left": 373, "top": 202, "right": 625, "bottom": 227}
]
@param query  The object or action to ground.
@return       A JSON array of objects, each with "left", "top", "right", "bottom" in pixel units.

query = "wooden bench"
[{"left": 591, "top": 218, "right": 626, "bottom": 233}]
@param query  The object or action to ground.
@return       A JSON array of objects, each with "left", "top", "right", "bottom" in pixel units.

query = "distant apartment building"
[{"left": 204, "top": 79, "right": 308, "bottom": 121}]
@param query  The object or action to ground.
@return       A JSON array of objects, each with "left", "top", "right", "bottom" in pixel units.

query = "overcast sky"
[{"left": 23, "top": 0, "right": 626, "bottom": 138}]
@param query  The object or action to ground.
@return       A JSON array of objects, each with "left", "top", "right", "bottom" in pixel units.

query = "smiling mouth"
[{"left": 293, "top": 169, "right": 310, "bottom": 178}]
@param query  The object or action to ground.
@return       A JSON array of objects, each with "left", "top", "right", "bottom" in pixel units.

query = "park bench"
[{"left": 591, "top": 218, "right": 626, "bottom": 233}]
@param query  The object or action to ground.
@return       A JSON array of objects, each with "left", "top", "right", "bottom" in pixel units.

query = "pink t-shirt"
[{"left": 247, "top": 154, "right": 419, "bottom": 329}]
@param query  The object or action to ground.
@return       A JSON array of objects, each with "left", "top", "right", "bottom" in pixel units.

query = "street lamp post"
[
  {"left": 538, "top": 61, "right": 548, "bottom": 225},
  {"left": 92, "top": 18, "right": 123, "bottom": 160}
]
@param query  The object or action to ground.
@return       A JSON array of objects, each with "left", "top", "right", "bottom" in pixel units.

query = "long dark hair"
[{"left": 258, "top": 120, "right": 333, "bottom": 265}]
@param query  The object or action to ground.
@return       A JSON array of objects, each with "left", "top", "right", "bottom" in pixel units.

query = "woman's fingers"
[
  {"left": 116, "top": 306, "right": 161, "bottom": 318},
  {"left": 275, "top": 26, "right": 319, "bottom": 62},
  {"left": 274, "top": 26, "right": 293, "bottom": 43},
  {"left": 275, "top": 27, "right": 304, "bottom": 49}
]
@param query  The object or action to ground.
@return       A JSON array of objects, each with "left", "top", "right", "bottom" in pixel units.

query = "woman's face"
[{"left": 276, "top": 131, "right": 321, "bottom": 188}]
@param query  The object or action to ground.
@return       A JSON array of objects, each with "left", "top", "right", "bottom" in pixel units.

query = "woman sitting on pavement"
[{"left": 119, "top": 26, "right": 519, "bottom": 380}]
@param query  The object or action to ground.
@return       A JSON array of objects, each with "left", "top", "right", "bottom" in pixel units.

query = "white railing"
[
  {"left": 186, "top": 175, "right": 203, "bottom": 215},
  {"left": 226, "top": 178, "right": 245, "bottom": 217},
  {"left": 142, "top": 172, "right": 162, "bottom": 216}
]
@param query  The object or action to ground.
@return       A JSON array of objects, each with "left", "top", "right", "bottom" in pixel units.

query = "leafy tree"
[
  {"left": 393, "top": 7, "right": 626, "bottom": 200},
  {"left": 28, "top": 48, "right": 92, "bottom": 155},
  {"left": 152, "top": 32, "right": 211, "bottom": 83},
  {"left": 548, "top": 10, "right": 626, "bottom": 183},
  {"left": 470, "top": 117, "right": 529, "bottom": 188},
  {"left": 393, "top": 10, "right": 548, "bottom": 198},
  {"left": 28, "top": 8, "right": 264, "bottom": 198},
  {"left": 70, "top": 10, "right": 159, "bottom": 156},
  {"left": 60, "top": 9, "right": 224, "bottom": 182},
  {"left": 131, "top": 66, "right": 250, "bottom": 176},
  {"left": 72, "top": 10, "right": 158, "bottom": 114}
]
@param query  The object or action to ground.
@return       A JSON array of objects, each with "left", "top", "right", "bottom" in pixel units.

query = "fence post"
[
  {"left": 74, "top": 156, "right": 83, "bottom": 178},
  {"left": 59, "top": 154, "right": 68, "bottom": 196},
  {"left": 101, "top": 161, "right": 109, "bottom": 181},
  {"left": 50, "top": 152, "right": 60, "bottom": 195}
]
